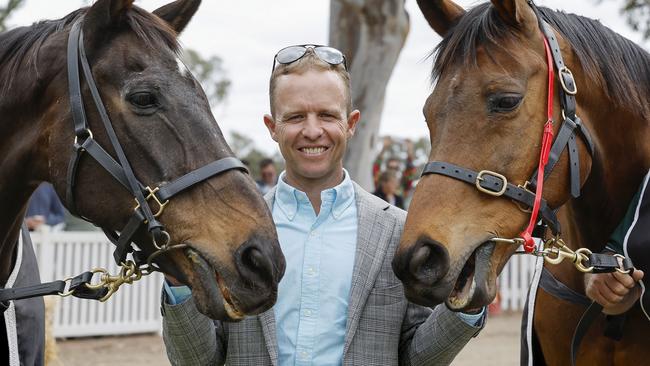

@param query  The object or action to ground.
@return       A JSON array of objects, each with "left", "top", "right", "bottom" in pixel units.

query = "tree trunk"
[{"left": 329, "top": 0, "right": 409, "bottom": 190}]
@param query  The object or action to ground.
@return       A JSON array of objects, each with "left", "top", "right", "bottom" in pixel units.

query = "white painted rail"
[
  {"left": 499, "top": 253, "right": 540, "bottom": 311},
  {"left": 31, "top": 230, "right": 163, "bottom": 338}
]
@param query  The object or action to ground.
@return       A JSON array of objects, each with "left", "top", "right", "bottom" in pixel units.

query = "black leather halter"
[
  {"left": 65, "top": 18, "right": 248, "bottom": 267},
  {"left": 420, "top": 4, "right": 594, "bottom": 237}
]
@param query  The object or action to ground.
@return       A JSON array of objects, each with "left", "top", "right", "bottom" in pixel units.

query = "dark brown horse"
[
  {"left": 392, "top": 0, "right": 650, "bottom": 364},
  {"left": 0, "top": 0, "right": 285, "bottom": 322}
]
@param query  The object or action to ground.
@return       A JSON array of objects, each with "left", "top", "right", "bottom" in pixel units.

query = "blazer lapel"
[
  {"left": 259, "top": 310, "right": 279, "bottom": 365},
  {"left": 342, "top": 184, "right": 392, "bottom": 355},
  {"left": 259, "top": 189, "right": 279, "bottom": 366}
]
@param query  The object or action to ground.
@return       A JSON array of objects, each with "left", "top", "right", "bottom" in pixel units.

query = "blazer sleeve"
[
  {"left": 386, "top": 206, "right": 483, "bottom": 366},
  {"left": 162, "top": 296, "right": 227, "bottom": 365},
  {"left": 399, "top": 302, "right": 483, "bottom": 365}
]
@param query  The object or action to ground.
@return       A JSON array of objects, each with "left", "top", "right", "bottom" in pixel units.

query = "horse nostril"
[
  {"left": 406, "top": 239, "right": 450, "bottom": 286},
  {"left": 239, "top": 245, "right": 273, "bottom": 282},
  {"left": 409, "top": 245, "right": 431, "bottom": 275}
]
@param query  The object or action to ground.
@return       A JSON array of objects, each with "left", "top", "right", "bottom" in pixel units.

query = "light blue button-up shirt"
[{"left": 273, "top": 170, "right": 357, "bottom": 366}]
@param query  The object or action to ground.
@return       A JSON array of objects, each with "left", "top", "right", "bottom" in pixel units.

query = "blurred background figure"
[
  {"left": 256, "top": 158, "right": 278, "bottom": 195},
  {"left": 373, "top": 170, "right": 404, "bottom": 209},
  {"left": 25, "top": 182, "right": 65, "bottom": 231},
  {"left": 373, "top": 136, "right": 418, "bottom": 207}
]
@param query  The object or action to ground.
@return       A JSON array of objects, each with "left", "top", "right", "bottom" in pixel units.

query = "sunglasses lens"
[
  {"left": 315, "top": 47, "right": 344, "bottom": 66},
  {"left": 275, "top": 46, "right": 308, "bottom": 65}
]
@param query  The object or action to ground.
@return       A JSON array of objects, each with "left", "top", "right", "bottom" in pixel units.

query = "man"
[
  {"left": 25, "top": 182, "right": 65, "bottom": 231},
  {"left": 257, "top": 158, "right": 278, "bottom": 195},
  {"left": 373, "top": 170, "right": 404, "bottom": 209},
  {"left": 161, "top": 45, "right": 485, "bottom": 365}
]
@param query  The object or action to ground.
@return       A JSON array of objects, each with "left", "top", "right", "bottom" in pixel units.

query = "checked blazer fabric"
[{"left": 162, "top": 183, "right": 483, "bottom": 365}]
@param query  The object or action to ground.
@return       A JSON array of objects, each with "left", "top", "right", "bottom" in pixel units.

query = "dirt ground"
[{"left": 56, "top": 311, "right": 522, "bottom": 366}]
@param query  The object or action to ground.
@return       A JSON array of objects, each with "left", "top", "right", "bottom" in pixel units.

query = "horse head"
[
  {"left": 392, "top": 0, "right": 600, "bottom": 311},
  {"left": 3, "top": 0, "right": 285, "bottom": 320}
]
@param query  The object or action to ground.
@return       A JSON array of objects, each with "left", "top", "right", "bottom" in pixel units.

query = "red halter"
[{"left": 519, "top": 36, "right": 556, "bottom": 252}]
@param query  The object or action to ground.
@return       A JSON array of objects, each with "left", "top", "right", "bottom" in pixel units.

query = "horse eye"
[
  {"left": 489, "top": 94, "right": 523, "bottom": 113},
  {"left": 128, "top": 92, "right": 158, "bottom": 108}
]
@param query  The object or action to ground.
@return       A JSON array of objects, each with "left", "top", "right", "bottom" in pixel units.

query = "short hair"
[
  {"left": 269, "top": 49, "right": 352, "bottom": 117},
  {"left": 259, "top": 158, "right": 275, "bottom": 170},
  {"left": 378, "top": 170, "right": 398, "bottom": 185}
]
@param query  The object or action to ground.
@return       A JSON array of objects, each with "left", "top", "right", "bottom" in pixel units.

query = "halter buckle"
[
  {"left": 559, "top": 66, "right": 577, "bottom": 95},
  {"left": 134, "top": 186, "right": 169, "bottom": 218},
  {"left": 73, "top": 128, "right": 94, "bottom": 147},
  {"left": 476, "top": 170, "right": 508, "bottom": 197}
]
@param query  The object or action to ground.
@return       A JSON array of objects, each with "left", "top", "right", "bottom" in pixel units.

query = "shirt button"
[
  {"left": 304, "top": 309, "right": 312, "bottom": 317},
  {"left": 300, "top": 351, "right": 309, "bottom": 359},
  {"left": 307, "top": 267, "right": 315, "bottom": 276}
]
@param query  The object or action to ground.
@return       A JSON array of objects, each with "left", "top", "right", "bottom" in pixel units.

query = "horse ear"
[
  {"left": 83, "top": 0, "right": 134, "bottom": 31},
  {"left": 82, "top": 0, "right": 134, "bottom": 50},
  {"left": 416, "top": 0, "right": 466, "bottom": 37},
  {"left": 153, "top": 0, "right": 201, "bottom": 35},
  {"left": 490, "top": 0, "right": 537, "bottom": 31}
]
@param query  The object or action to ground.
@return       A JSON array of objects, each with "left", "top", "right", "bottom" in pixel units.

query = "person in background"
[
  {"left": 256, "top": 158, "right": 278, "bottom": 195},
  {"left": 373, "top": 170, "right": 404, "bottom": 209},
  {"left": 373, "top": 137, "right": 417, "bottom": 199},
  {"left": 25, "top": 183, "right": 65, "bottom": 231}
]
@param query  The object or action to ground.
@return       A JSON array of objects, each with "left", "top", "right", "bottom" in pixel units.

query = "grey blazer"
[{"left": 162, "top": 183, "right": 483, "bottom": 365}]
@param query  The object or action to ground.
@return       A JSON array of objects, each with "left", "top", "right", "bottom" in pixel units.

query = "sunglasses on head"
[{"left": 272, "top": 44, "right": 347, "bottom": 71}]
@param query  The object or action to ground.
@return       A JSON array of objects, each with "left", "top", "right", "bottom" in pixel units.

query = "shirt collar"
[{"left": 274, "top": 169, "right": 355, "bottom": 221}]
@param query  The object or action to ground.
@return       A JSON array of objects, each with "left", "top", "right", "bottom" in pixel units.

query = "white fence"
[
  {"left": 28, "top": 231, "right": 536, "bottom": 338},
  {"left": 31, "top": 230, "right": 163, "bottom": 338},
  {"left": 498, "top": 253, "right": 540, "bottom": 311}
]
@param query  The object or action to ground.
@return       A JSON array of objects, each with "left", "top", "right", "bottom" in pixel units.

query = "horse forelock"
[
  {"left": 0, "top": 5, "right": 180, "bottom": 105},
  {"left": 430, "top": 3, "right": 650, "bottom": 120}
]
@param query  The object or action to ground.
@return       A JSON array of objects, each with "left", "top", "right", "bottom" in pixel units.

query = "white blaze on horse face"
[{"left": 176, "top": 56, "right": 191, "bottom": 77}]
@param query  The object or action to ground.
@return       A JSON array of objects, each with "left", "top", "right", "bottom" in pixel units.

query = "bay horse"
[
  {"left": 0, "top": 0, "right": 285, "bottom": 352},
  {"left": 392, "top": 0, "right": 650, "bottom": 364}
]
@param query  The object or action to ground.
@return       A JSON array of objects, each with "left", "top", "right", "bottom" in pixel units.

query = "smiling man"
[{"left": 161, "top": 45, "right": 486, "bottom": 365}]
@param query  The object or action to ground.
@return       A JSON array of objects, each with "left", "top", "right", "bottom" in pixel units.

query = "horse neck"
[
  {"left": 0, "top": 67, "right": 58, "bottom": 286},
  {"left": 549, "top": 87, "right": 650, "bottom": 291}
]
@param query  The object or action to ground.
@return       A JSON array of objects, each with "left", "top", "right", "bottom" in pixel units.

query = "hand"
[
  {"left": 585, "top": 267, "right": 644, "bottom": 315},
  {"left": 25, "top": 215, "right": 45, "bottom": 230}
]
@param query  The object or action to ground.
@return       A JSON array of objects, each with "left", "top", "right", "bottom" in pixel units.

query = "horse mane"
[
  {"left": 0, "top": 5, "right": 179, "bottom": 100},
  {"left": 432, "top": 3, "right": 650, "bottom": 119}
]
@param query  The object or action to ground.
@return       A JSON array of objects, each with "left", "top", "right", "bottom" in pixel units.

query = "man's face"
[
  {"left": 261, "top": 165, "right": 277, "bottom": 185},
  {"left": 264, "top": 69, "right": 360, "bottom": 184}
]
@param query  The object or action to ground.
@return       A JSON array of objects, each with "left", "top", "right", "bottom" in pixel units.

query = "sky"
[{"left": 8, "top": 0, "right": 647, "bottom": 155}]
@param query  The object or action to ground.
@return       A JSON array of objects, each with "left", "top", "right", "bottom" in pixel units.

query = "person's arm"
[
  {"left": 161, "top": 281, "right": 227, "bottom": 365},
  {"left": 398, "top": 304, "right": 486, "bottom": 365},
  {"left": 605, "top": 187, "right": 641, "bottom": 254},
  {"left": 585, "top": 185, "right": 645, "bottom": 314},
  {"left": 48, "top": 188, "right": 66, "bottom": 226}
]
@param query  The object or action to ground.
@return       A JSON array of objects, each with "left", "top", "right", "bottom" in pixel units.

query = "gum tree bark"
[{"left": 330, "top": 0, "right": 409, "bottom": 190}]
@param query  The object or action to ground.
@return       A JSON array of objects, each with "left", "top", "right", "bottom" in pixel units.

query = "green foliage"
[
  {"left": 621, "top": 0, "right": 650, "bottom": 39},
  {"left": 599, "top": 0, "right": 650, "bottom": 40},
  {"left": 0, "top": 0, "right": 24, "bottom": 32},
  {"left": 228, "top": 131, "right": 283, "bottom": 179},
  {"left": 183, "top": 48, "right": 231, "bottom": 108}
]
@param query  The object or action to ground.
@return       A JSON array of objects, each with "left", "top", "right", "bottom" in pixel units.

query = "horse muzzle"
[{"left": 392, "top": 237, "right": 497, "bottom": 310}]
